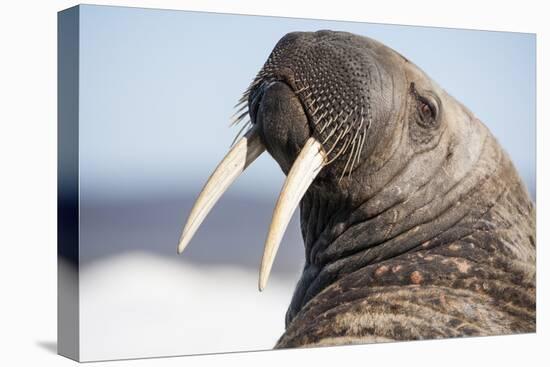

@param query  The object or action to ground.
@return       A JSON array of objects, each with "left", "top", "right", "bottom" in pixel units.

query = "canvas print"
[{"left": 57, "top": 4, "right": 536, "bottom": 362}]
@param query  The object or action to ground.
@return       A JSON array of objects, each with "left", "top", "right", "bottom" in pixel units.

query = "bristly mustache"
[
  {"left": 231, "top": 64, "right": 371, "bottom": 181},
  {"left": 228, "top": 70, "right": 267, "bottom": 147}
]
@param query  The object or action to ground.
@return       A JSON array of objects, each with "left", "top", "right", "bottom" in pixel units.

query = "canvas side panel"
[{"left": 57, "top": 5, "right": 80, "bottom": 362}]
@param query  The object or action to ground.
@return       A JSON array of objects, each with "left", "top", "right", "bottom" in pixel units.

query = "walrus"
[{"left": 176, "top": 30, "right": 536, "bottom": 348}]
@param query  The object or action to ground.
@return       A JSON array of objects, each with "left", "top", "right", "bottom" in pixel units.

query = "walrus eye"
[
  {"left": 416, "top": 95, "right": 438, "bottom": 128},
  {"left": 420, "top": 101, "right": 433, "bottom": 119},
  {"left": 409, "top": 82, "right": 439, "bottom": 128}
]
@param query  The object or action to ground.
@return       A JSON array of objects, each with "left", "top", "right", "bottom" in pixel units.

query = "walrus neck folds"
[{"left": 284, "top": 106, "right": 518, "bottom": 325}]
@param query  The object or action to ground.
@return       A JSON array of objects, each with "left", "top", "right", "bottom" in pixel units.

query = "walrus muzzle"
[{"left": 177, "top": 127, "right": 327, "bottom": 290}]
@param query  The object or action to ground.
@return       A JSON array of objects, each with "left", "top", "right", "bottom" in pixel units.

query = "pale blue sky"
[{"left": 78, "top": 5, "right": 536, "bottom": 200}]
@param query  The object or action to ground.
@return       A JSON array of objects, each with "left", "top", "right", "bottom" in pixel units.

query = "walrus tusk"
[
  {"left": 259, "top": 137, "right": 327, "bottom": 291},
  {"left": 177, "top": 127, "right": 265, "bottom": 254}
]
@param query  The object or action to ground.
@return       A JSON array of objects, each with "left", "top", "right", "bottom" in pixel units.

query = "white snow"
[{"left": 79, "top": 252, "right": 297, "bottom": 361}]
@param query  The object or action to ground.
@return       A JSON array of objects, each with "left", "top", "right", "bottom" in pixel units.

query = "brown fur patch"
[
  {"left": 410, "top": 271, "right": 423, "bottom": 285},
  {"left": 375, "top": 265, "right": 390, "bottom": 277}
]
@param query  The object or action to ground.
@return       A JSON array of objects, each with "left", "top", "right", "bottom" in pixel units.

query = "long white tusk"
[
  {"left": 177, "top": 127, "right": 265, "bottom": 254},
  {"left": 259, "top": 137, "right": 327, "bottom": 291}
]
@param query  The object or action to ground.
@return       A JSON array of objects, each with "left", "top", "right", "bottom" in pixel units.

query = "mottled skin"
[{"left": 246, "top": 30, "right": 535, "bottom": 348}]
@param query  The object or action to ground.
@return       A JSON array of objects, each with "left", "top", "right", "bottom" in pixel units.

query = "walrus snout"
[{"left": 246, "top": 30, "right": 404, "bottom": 182}]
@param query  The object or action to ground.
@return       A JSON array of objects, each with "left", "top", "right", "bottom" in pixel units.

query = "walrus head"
[
  {"left": 176, "top": 30, "right": 536, "bottom": 344},
  {"left": 177, "top": 30, "right": 486, "bottom": 293}
]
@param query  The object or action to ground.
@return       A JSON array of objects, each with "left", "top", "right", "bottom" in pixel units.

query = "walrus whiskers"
[
  {"left": 230, "top": 119, "right": 252, "bottom": 146},
  {"left": 229, "top": 105, "right": 249, "bottom": 125},
  {"left": 322, "top": 110, "right": 352, "bottom": 143},
  {"left": 342, "top": 113, "right": 365, "bottom": 179},
  {"left": 341, "top": 138, "right": 357, "bottom": 181},
  {"left": 230, "top": 112, "right": 250, "bottom": 128}
]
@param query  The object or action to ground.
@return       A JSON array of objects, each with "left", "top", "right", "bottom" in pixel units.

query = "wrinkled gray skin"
[{"left": 246, "top": 30, "right": 535, "bottom": 348}]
